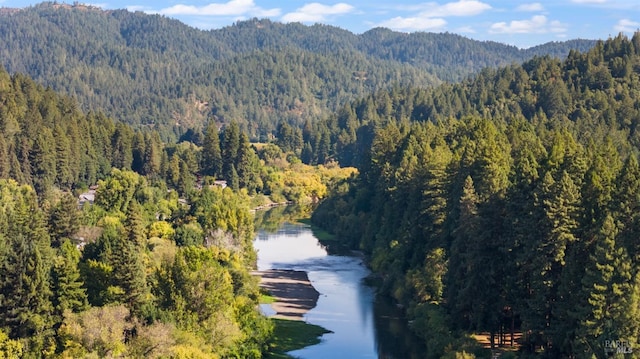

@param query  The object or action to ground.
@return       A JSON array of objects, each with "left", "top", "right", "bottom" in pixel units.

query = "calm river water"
[{"left": 254, "top": 212, "right": 426, "bottom": 359}]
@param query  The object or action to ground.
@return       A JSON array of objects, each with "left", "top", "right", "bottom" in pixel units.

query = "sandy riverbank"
[{"left": 254, "top": 269, "right": 320, "bottom": 320}]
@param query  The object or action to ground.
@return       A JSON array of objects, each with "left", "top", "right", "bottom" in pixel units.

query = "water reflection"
[{"left": 254, "top": 215, "right": 426, "bottom": 359}]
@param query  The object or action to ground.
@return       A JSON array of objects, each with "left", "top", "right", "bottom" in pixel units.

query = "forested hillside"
[
  {"left": 0, "top": 62, "right": 356, "bottom": 358},
  {"left": 0, "top": 2, "right": 595, "bottom": 140},
  {"left": 312, "top": 33, "right": 640, "bottom": 357},
  {"left": 0, "top": 65, "right": 271, "bottom": 358}
]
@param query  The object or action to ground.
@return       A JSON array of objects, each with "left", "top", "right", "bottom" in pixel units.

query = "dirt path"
[{"left": 254, "top": 269, "right": 320, "bottom": 320}]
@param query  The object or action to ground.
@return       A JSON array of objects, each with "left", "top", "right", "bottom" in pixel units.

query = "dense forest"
[
  {"left": 0, "top": 64, "right": 354, "bottom": 357},
  {"left": 0, "top": 2, "right": 595, "bottom": 140},
  {"left": 312, "top": 33, "right": 640, "bottom": 357},
  {"left": 4, "top": 2, "right": 640, "bottom": 358}
]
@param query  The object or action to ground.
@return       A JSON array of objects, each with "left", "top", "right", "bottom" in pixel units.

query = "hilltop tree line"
[
  {"left": 312, "top": 33, "right": 640, "bottom": 358},
  {"left": 297, "top": 32, "right": 640, "bottom": 169},
  {"left": 0, "top": 3, "right": 594, "bottom": 139}
]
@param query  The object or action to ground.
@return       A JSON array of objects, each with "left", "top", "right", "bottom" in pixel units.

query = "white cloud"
[
  {"left": 457, "top": 26, "right": 476, "bottom": 33},
  {"left": 614, "top": 19, "right": 640, "bottom": 32},
  {"left": 516, "top": 3, "right": 544, "bottom": 12},
  {"left": 416, "top": 0, "right": 492, "bottom": 18},
  {"left": 375, "top": 0, "right": 489, "bottom": 32},
  {"left": 157, "top": 0, "right": 280, "bottom": 17},
  {"left": 489, "top": 15, "right": 567, "bottom": 34},
  {"left": 281, "top": 3, "right": 354, "bottom": 23},
  {"left": 377, "top": 16, "right": 448, "bottom": 31},
  {"left": 85, "top": 3, "right": 107, "bottom": 8},
  {"left": 570, "top": 0, "right": 607, "bottom": 3},
  {"left": 126, "top": 5, "right": 147, "bottom": 12}
]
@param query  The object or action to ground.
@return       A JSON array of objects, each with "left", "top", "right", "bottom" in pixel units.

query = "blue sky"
[{"left": 4, "top": 0, "right": 640, "bottom": 48}]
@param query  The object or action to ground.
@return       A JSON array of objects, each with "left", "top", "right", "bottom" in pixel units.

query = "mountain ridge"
[{"left": 0, "top": 2, "right": 597, "bottom": 139}]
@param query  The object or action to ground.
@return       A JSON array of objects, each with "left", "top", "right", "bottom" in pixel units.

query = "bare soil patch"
[{"left": 472, "top": 331, "right": 522, "bottom": 354}]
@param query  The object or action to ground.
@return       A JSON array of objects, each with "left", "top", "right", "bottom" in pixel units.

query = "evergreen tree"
[
  {"left": 111, "top": 123, "right": 134, "bottom": 170},
  {"left": 300, "top": 142, "right": 314, "bottom": 164},
  {"left": 446, "top": 175, "right": 480, "bottom": 330},
  {"left": 201, "top": 122, "right": 222, "bottom": 178},
  {"left": 29, "top": 130, "right": 57, "bottom": 194},
  {"left": 142, "top": 132, "right": 162, "bottom": 177},
  {"left": 276, "top": 122, "right": 302, "bottom": 153},
  {"left": 131, "top": 132, "right": 146, "bottom": 174},
  {"left": 125, "top": 200, "right": 146, "bottom": 248},
  {"left": 228, "top": 165, "right": 240, "bottom": 192},
  {"left": 0, "top": 233, "right": 55, "bottom": 355},
  {"left": 525, "top": 170, "right": 580, "bottom": 348},
  {"left": 222, "top": 121, "right": 240, "bottom": 182},
  {"left": 51, "top": 239, "right": 88, "bottom": 316},
  {"left": 53, "top": 125, "right": 73, "bottom": 189},
  {"left": 612, "top": 155, "right": 640, "bottom": 259},
  {"left": 112, "top": 237, "right": 149, "bottom": 316},
  {"left": 177, "top": 158, "right": 195, "bottom": 195},
  {"left": 236, "top": 132, "right": 262, "bottom": 193},
  {"left": 574, "top": 215, "right": 640, "bottom": 357},
  {"left": 47, "top": 193, "right": 81, "bottom": 248},
  {"left": 0, "top": 136, "right": 9, "bottom": 180}
]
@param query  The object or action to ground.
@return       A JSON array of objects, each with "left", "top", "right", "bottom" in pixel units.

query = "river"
[{"left": 253, "top": 208, "right": 426, "bottom": 359}]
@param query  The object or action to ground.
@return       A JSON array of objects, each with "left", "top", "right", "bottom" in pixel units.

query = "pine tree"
[
  {"left": 222, "top": 121, "right": 240, "bottom": 182},
  {"left": 523, "top": 170, "right": 580, "bottom": 349},
  {"left": 51, "top": 240, "right": 88, "bottom": 315},
  {"left": 236, "top": 132, "right": 262, "bottom": 193},
  {"left": 574, "top": 215, "right": 640, "bottom": 356},
  {"left": 446, "top": 175, "right": 480, "bottom": 330},
  {"left": 0, "top": 136, "right": 10, "bottom": 179},
  {"left": 30, "top": 130, "right": 57, "bottom": 194},
  {"left": 544, "top": 171, "right": 580, "bottom": 265},
  {"left": 53, "top": 125, "right": 73, "bottom": 189},
  {"left": 228, "top": 165, "right": 240, "bottom": 192},
  {"left": 125, "top": 200, "right": 146, "bottom": 248},
  {"left": 177, "top": 158, "right": 194, "bottom": 196},
  {"left": 142, "top": 132, "right": 162, "bottom": 177},
  {"left": 505, "top": 133, "right": 544, "bottom": 340},
  {"left": 0, "top": 233, "right": 55, "bottom": 354},
  {"left": 48, "top": 193, "right": 81, "bottom": 248},
  {"left": 300, "top": 142, "right": 314, "bottom": 164},
  {"left": 316, "top": 131, "right": 331, "bottom": 164},
  {"left": 131, "top": 132, "right": 146, "bottom": 174},
  {"left": 612, "top": 155, "right": 640, "bottom": 258},
  {"left": 111, "top": 123, "right": 134, "bottom": 170},
  {"left": 112, "top": 237, "right": 149, "bottom": 316},
  {"left": 201, "top": 122, "right": 223, "bottom": 178}
]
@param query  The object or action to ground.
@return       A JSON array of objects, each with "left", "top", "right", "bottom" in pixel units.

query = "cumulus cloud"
[
  {"left": 516, "top": 3, "right": 544, "bottom": 12},
  {"left": 615, "top": 19, "right": 640, "bottom": 32},
  {"left": 281, "top": 3, "right": 354, "bottom": 23},
  {"left": 489, "top": 15, "right": 567, "bottom": 34},
  {"left": 157, "top": 0, "right": 280, "bottom": 17},
  {"left": 378, "top": 16, "right": 448, "bottom": 31},
  {"left": 456, "top": 26, "right": 476, "bottom": 33},
  {"left": 413, "top": 0, "right": 492, "bottom": 17},
  {"left": 376, "top": 0, "right": 490, "bottom": 32}
]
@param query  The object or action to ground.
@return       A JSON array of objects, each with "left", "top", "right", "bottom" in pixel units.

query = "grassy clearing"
[
  {"left": 265, "top": 318, "right": 331, "bottom": 359},
  {"left": 260, "top": 293, "right": 276, "bottom": 304}
]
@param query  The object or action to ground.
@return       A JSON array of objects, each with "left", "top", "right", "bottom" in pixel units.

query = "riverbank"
[
  {"left": 255, "top": 269, "right": 320, "bottom": 320},
  {"left": 255, "top": 269, "right": 331, "bottom": 358}
]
